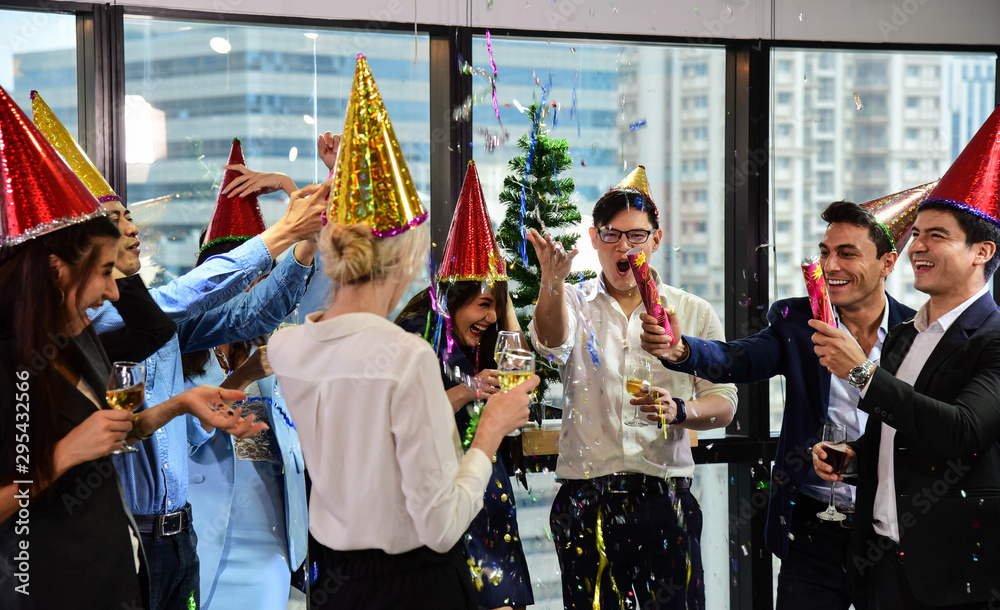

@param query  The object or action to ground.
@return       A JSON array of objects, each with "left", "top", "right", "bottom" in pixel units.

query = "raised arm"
[{"left": 526, "top": 229, "right": 578, "bottom": 348}]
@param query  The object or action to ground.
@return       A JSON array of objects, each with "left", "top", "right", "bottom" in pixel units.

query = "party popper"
[
  {"left": 801, "top": 255, "right": 836, "bottom": 325},
  {"left": 626, "top": 247, "right": 675, "bottom": 344}
]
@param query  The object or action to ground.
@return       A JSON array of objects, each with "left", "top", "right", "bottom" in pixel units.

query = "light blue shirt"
[
  {"left": 89, "top": 236, "right": 313, "bottom": 515},
  {"left": 800, "top": 297, "right": 889, "bottom": 509}
]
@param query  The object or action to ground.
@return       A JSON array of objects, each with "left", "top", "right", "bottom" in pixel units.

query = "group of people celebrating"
[{"left": 2, "top": 51, "right": 1000, "bottom": 610}]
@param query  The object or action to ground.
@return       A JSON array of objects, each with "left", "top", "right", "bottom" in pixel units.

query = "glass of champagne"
[
  {"left": 106, "top": 361, "right": 145, "bottom": 454},
  {"left": 494, "top": 331, "right": 522, "bottom": 365},
  {"left": 624, "top": 359, "right": 652, "bottom": 427},
  {"left": 816, "top": 422, "right": 849, "bottom": 522},
  {"left": 497, "top": 348, "right": 535, "bottom": 437}
]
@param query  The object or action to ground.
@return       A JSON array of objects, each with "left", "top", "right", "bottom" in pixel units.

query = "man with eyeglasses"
[{"left": 527, "top": 166, "right": 737, "bottom": 610}]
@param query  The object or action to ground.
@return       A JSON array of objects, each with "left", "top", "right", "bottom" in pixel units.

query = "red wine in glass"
[{"left": 822, "top": 442, "right": 850, "bottom": 475}]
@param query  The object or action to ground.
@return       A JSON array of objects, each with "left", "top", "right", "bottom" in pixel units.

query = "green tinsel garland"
[{"left": 462, "top": 401, "right": 483, "bottom": 451}]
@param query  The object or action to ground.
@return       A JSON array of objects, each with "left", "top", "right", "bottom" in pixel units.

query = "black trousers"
[
  {"left": 776, "top": 494, "right": 864, "bottom": 610},
  {"left": 868, "top": 535, "right": 991, "bottom": 610},
  {"left": 307, "top": 536, "right": 477, "bottom": 610},
  {"left": 550, "top": 475, "right": 705, "bottom": 610}
]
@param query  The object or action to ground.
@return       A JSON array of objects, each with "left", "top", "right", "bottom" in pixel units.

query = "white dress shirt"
[
  {"left": 530, "top": 272, "right": 738, "bottom": 480},
  {"left": 871, "top": 284, "right": 989, "bottom": 541},
  {"left": 268, "top": 312, "right": 493, "bottom": 554},
  {"left": 800, "top": 298, "right": 888, "bottom": 509}
]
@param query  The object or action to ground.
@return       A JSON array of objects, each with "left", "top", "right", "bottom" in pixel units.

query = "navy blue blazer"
[
  {"left": 852, "top": 291, "right": 1000, "bottom": 605},
  {"left": 661, "top": 294, "right": 914, "bottom": 558}
]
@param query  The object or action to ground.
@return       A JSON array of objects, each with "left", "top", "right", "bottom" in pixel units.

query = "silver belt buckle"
[{"left": 158, "top": 511, "right": 184, "bottom": 536}]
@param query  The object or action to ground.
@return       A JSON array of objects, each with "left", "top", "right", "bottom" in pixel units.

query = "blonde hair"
[{"left": 320, "top": 221, "right": 428, "bottom": 287}]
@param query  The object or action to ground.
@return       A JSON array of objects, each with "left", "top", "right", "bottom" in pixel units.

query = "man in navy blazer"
[
  {"left": 641, "top": 201, "right": 915, "bottom": 609},
  {"left": 812, "top": 200, "right": 1000, "bottom": 608}
]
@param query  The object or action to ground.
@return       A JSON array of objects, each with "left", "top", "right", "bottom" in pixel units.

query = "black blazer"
[
  {"left": 0, "top": 327, "right": 147, "bottom": 608},
  {"left": 852, "top": 290, "right": 1000, "bottom": 605},
  {"left": 99, "top": 274, "right": 176, "bottom": 363},
  {"left": 663, "top": 294, "right": 915, "bottom": 558}
]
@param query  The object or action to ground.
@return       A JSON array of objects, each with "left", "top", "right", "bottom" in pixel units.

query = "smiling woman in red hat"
[
  {"left": 395, "top": 160, "right": 534, "bottom": 610},
  {"left": 0, "top": 85, "right": 258, "bottom": 609}
]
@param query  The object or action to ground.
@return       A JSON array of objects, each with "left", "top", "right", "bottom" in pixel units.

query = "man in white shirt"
[
  {"left": 527, "top": 167, "right": 737, "bottom": 610},
  {"left": 812, "top": 199, "right": 1000, "bottom": 608}
]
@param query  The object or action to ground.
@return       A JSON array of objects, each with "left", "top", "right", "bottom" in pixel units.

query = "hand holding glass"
[
  {"left": 106, "top": 361, "right": 145, "bottom": 454},
  {"left": 497, "top": 348, "right": 534, "bottom": 437},
  {"left": 624, "top": 359, "right": 652, "bottom": 427},
  {"left": 817, "top": 422, "right": 849, "bottom": 522}
]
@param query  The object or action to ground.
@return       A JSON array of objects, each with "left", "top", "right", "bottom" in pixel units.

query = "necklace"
[{"left": 213, "top": 347, "right": 232, "bottom": 376}]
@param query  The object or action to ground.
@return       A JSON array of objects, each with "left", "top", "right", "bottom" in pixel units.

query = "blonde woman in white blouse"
[{"left": 269, "top": 221, "right": 538, "bottom": 610}]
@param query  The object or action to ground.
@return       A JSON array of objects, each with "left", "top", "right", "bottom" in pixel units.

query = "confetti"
[
  {"left": 629, "top": 119, "right": 648, "bottom": 131},
  {"left": 854, "top": 92, "right": 864, "bottom": 111}
]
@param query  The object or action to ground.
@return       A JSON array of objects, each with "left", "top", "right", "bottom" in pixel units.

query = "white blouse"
[{"left": 268, "top": 312, "right": 493, "bottom": 554}]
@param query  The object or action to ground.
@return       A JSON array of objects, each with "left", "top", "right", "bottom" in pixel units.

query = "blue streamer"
[{"left": 233, "top": 396, "right": 295, "bottom": 431}]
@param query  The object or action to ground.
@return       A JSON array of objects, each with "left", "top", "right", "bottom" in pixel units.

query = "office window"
[
  {"left": 122, "top": 18, "right": 431, "bottom": 315},
  {"left": 0, "top": 9, "right": 78, "bottom": 137},
  {"left": 770, "top": 48, "right": 995, "bottom": 442}
]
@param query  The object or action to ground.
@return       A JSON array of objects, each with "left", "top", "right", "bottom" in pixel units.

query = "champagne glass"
[
  {"left": 106, "top": 361, "right": 145, "bottom": 454},
  {"left": 495, "top": 331, "right": 522, "bottom": 365},
  {"left": 497, "top": 348, "right": 535, "bottom": 437},
  {"left": 624, "top": 359, "right": 652, "bottom": 427},
  {"left": 816, "top": 422, "right": 849, "bottom": 522}
]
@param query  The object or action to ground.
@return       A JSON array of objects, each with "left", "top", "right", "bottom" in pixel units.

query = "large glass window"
[
  {"left": 471, "top": 37, "right": 728, "bottom": 318},
  {"left": 767, "top": 50, "right": 996, "bottom": 430},
  {"left": 122, "top": 17, "right": 430, "bottom": 308},
  {"left": 0, "top": 9, "right": 78, "bottom": 137}
]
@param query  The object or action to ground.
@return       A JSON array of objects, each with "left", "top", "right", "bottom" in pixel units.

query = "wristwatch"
[
  {"left": 670, "top": 397, "right": 687, "bottom": 425},
  {"left": 848, "top": 359, "right": 876, "bottom": 389}
]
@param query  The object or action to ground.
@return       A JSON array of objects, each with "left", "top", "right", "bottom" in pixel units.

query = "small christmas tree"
[{"left": 496, "top": 104, "right": 595, "bottom": 402}]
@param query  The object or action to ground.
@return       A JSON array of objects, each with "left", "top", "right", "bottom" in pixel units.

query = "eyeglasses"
[{"left": 598, "top": 227, "right": 653, "bottom": 245}]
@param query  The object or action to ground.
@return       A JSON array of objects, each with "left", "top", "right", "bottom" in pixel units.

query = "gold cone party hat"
[
  {"left": 328, "top": 55, "right": 427, "bottom": 237},
  {"left": 438, "top": 161, "right": 507, "bottom": 283},
  {"left": 31, "top": 90, "right": 120, "bottom": 204},
  {"left": 608, "top": 164, "right": 658, "bottom": 222},
  {"left": 859, "top": 181, "right": 938, "bottom": 252}
]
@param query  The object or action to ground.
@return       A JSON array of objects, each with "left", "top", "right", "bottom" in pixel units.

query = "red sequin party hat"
[
  {"left": 921, "top": 104, "right": 1000, "bottom": 225},
  {"left": 328, "top": 55, "right": 427, "bottom": 237},
  {"left": 438, "top": 160, "right": 507, "bottom": 283},
  {"left": 0, "top": 84, "right": 105, "bottom": 248},
  {"left": 201, "top": 138, "right": 267, "bottom": 252}
]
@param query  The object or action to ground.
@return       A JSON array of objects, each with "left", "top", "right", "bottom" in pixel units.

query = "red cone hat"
[
  {"left": 859, "top": 181, "right": 938, "bottom": 252},
  {"left": 921, "top": 104, "right": 1000, "bottom": 225},
  {"left": 437, "top": 161, "right": 507, "bottom": 283},
  {"left": 0, "top": 84, "right": 105, "bottom": 248},
  {"left": 201, "top": 138, "right": 267, "bottom": 253}
]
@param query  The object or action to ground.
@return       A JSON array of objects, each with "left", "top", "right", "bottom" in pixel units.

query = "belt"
[
  {"left": 874, "top": 534, "right": 905, "bottom": 563},
  {"left": 133, "top": 503, "right": 192, "bottom": 537},
  {"left": 589, "top": 472, "right": 692, "bottom": 494}
]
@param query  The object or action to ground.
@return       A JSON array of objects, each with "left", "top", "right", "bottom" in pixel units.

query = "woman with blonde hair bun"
[{"left": 268, "top": 54, "right": 537, "bottom": 610}]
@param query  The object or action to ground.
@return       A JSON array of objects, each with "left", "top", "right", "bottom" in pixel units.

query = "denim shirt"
[{"left": 88, "top": 237, "right": 314, "bottom": 515}]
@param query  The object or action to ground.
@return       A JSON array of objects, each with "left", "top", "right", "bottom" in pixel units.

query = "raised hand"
[
  {"left": 222, "top": 164, "right": 295, "bottom": 198},
  {"left": 318, "top": 132, "right": 341, "bottom": 172},
  {"left": 527, "top": 229, "right": 578, "bottom": 286}
]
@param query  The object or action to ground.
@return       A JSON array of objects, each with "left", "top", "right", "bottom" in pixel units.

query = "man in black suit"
[
  {"left": 812, "top": 200, "right": 1000, "bottom": 608},
  {"left": 642, "top": 200, "right": 916, "bottom": 609}
]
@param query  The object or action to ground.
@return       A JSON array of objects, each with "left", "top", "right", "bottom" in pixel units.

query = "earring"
[{"left": 57, "top": 287, "right": 65, "bottom": 305}]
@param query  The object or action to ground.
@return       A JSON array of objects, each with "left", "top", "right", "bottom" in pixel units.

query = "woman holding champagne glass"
[
  {"left": 0, "top": 85, "right": 259, "bottom": 609},
  {"left": 268, "top": 64, "right": 535, "bottom": 609},
  {"left": 395, "top": 160, "right": 534, "bottom": 609}
]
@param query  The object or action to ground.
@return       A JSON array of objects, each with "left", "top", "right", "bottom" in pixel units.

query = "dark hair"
[
  {"left": 0, "top": 215, "right": 120, "bottom": 492},
  {"left": 821, "top": 200, "right": 894, "bottom": 259},
  {"left": 395, "top": 280, "right": 510, "bottom": 370},
  {"left": 183, "top": 235, "right": 268, "bottom": 379},
  {"left": 919, "top": 201, "right": 1000, "bottom": 280},
  {"left": 592, "top": 190, "right": 659, "bottom": 231}
]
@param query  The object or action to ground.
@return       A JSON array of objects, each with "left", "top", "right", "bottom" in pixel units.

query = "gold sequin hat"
[
  {"left": 327, "top": 55, "right": 428, "bottom": 237},
  {"left": 607, "top": 164, "right": 658, "bottom": 222},
  {"left": 859, "top": 181, "right": 938, "bottom": 252},
  {"left": 31, "top": 90, "right": 121, "bottom": 204}
]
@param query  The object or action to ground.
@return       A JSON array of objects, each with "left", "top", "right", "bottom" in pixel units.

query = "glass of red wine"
[{"left": 817, "top": 422, "right": 849, "bottom": 522}]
